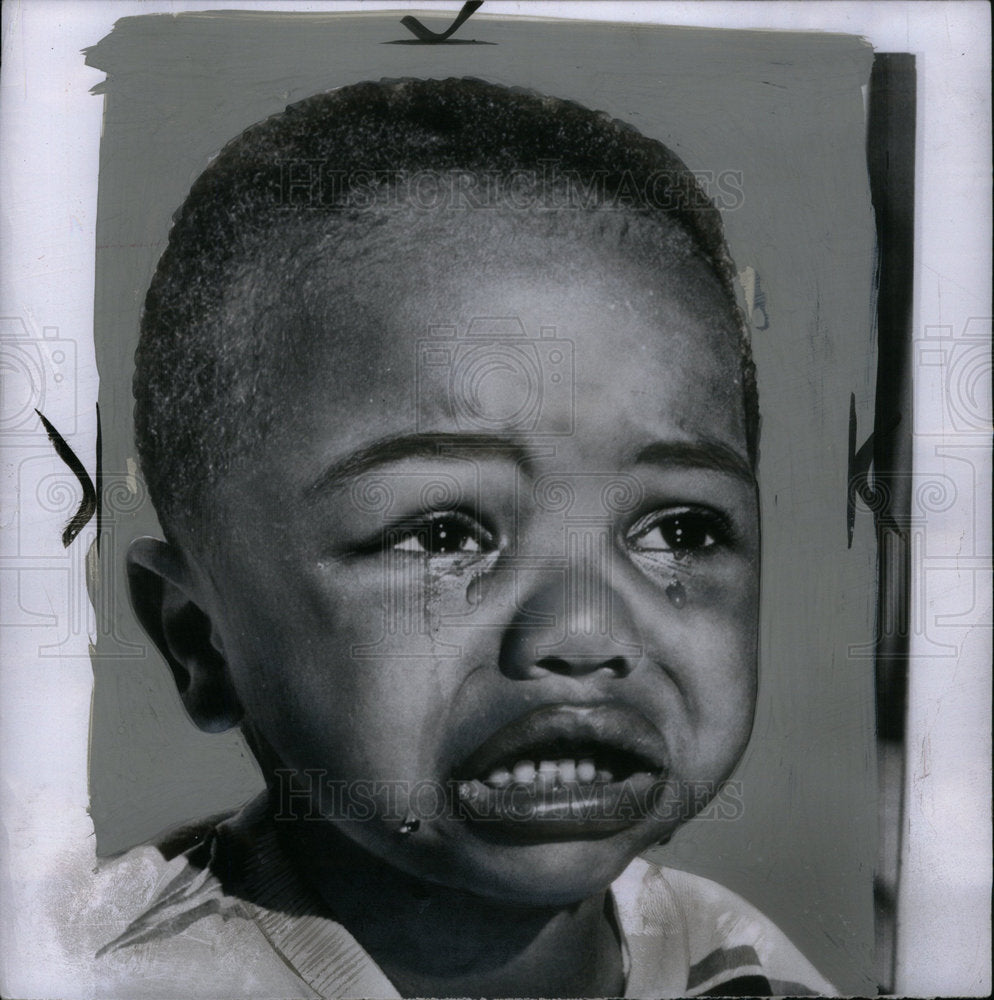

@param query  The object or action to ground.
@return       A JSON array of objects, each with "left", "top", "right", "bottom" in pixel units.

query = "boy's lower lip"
[{"left": 453, "top": 770, "right": 665, "bottom": 842}]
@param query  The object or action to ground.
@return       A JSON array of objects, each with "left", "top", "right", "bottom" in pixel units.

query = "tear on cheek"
[
  {"left": 665, "top": 578, "right": 687, "bottom": 608},
  {"left": 466, "top": 572, "right": 497, "bottom": 607},
  {"left": 421, "top": 563, "right": 490, "bottom": 631}
]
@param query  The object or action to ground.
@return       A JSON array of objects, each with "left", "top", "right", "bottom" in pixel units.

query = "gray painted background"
[{"left": 85, "top": 12, "right": 877, "bottom": 993}]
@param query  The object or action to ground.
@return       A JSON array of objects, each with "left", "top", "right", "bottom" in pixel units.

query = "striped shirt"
[{"left": 96, "top": 796, "right": 837, "bottom": 998}]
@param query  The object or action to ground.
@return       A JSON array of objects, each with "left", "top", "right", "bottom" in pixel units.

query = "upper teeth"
[{"left": 488, "top": 758, "right": 609, "bottom": 788}]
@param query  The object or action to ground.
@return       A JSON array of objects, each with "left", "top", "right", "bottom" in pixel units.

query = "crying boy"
[{"left": 101, "top": 78, "right": 836, "bottom": 999}]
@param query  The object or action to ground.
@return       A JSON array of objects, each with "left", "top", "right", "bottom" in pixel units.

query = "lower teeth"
[{"left": 483, "top": 759, "right": 619, "bottom": 788}]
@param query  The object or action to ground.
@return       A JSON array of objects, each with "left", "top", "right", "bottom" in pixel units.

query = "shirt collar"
[{"left": 214, "top": 793, "right": 688, "bottom": 999}]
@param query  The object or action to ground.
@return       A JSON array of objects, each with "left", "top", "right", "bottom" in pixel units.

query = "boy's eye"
[
  {"left": 627, "top": 508, "right": 730, "bottom": 555},
  {"left": 389, "top": 511, "right": 497, "bottom": 558}
]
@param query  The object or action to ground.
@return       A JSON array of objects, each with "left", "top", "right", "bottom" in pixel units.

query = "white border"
[{"left": 2, "top": 3, "right": 990, "bottom": 995}]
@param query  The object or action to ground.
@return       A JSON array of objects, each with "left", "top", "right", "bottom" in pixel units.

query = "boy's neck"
[{"left": 274, "top": 812, "right": 626, "bottom": 999}]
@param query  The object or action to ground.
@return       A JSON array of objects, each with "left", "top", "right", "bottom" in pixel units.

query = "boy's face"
[{"left": 199, "top": 212, "right": 759, "bottom": 906}]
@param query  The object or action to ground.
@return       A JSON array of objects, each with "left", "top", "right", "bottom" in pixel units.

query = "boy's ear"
[{"left": 126, "top": 537, "right": 243, "bottom": 733}]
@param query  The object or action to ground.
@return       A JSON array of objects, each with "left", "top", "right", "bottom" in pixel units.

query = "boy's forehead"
[
  {"left": 250, "top": 209, "right": 746, "bottom": 470},
  {"left": 275, "top": 208, "right": 737, "bottom": 362}
]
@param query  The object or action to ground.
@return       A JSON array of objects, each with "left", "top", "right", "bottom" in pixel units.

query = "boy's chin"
[{"left": 413, "top": 818, "right": 671, "bottom": 908}]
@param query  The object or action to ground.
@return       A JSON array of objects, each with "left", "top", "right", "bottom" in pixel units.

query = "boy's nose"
[{"left": 498, "top": 550, "right": 644, "bottom": 681}]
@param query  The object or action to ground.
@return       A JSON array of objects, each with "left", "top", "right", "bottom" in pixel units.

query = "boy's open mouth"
[
  {"left": 466, "top": 744, "right": 659, "bottom": 789},
  {"left": 450, "top": 704, "right": 670, "bottom": 840}
]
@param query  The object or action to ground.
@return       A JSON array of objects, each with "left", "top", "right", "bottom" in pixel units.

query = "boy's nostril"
[
  {"left": 534, "top": 654, "right": 633, "bottom": 678},
  {"left": 535, "top": 655, "right": 570, "bottom": 675},
  {"left": 601, "top": 656, "right": 631, "bottom": 676}
]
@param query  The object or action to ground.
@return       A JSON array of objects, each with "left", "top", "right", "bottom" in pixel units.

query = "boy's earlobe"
[{"left": 126, "top": 537, "right": 243, "bottom": 733}]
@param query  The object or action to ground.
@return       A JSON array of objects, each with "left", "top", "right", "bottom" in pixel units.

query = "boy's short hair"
[{"left": 134, "top": 77, "right": 758, "bottom": 544}]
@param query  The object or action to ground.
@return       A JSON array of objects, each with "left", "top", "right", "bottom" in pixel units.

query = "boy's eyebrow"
[
  {"left": 633, "top": 439, "right": 755, "bottom": 483},
  {"left": 304, "top": 432, "right": 538, "bottom": 496}
]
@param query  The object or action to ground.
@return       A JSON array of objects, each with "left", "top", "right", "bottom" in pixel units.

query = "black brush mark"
[
  {"left": 401, "top": 1, "right": 483, "bottom": 42},
  {"left": 35, "top": 408, "right": 97, "bottom": 547},
  {"left": 848, "top": 393, "right": 901, "bottom": 549},
  {"left": 95, "top": 402, "right": 103, "bottom": 554}
]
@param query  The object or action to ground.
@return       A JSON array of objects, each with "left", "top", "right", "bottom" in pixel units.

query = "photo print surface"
[{"left": 9, "top": 7, "right": 905, "bottom": 998}]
